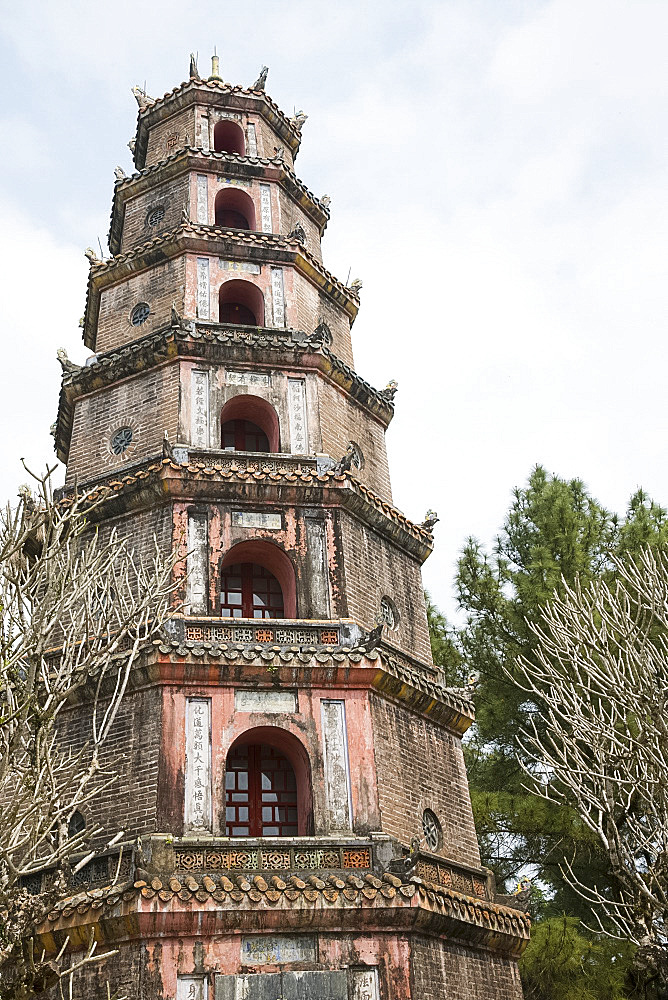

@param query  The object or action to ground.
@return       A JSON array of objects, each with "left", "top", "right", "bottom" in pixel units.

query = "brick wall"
[
  {"left": 58, "top": 685, "right": 164, "bottom": 845},
  {"left": 317, "top": 379, "right": 391, "bottom": 501},
  {"left": 337, "top": 511, "right": 431, "bottom": 660},
  {"left": 66, "top": 363, "right": 180, "bottom": 484},
  {"left": 120, "top": 174, "right": 190, "bottom": 252},
  {"left": 411, "top": 936, "right": 524, "bottom": 1000},
  {"left": 370, "top": 694, "right": 482, "bottom": 867},
  {"left": 145, "top": 107, "right": 196, "bottom": 167},
  {"left": 96, "top": 257, "right": 186, "bottom": 353}
]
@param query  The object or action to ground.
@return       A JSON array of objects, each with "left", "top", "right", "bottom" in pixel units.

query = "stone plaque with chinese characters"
[
  {"left": 196, "top": 258, "right": 210, "bottom": 319},
  {"left": 235, "top": 690, "right": 297, "bottom": 714},
  {"left": 287, "top": 379, "right": 308, "bottom": 454},
  {"left": 225, "top": 369, "right": 270, "bottom": 387},
  {"left": 321, "top": 700, "right": 353, "bottom": 831},
  {"left": 219, "top": 260, "right": 261, "bottom": 275},
  {"left": 240, "top": 935, "right": 316, "bottom": 966},
  {"left": 260, "top": 183, "right": 272, "bottom": 232},
  {"left": 270, "top": 267, "right": 285, "bottom": 327},
  {"left": 246, "top": 123, "right": 258, "bottom": 157},
  {"left": 231, "top": 511, "right": 281, "bottom": 529},
  {"left": 216, "top": 971, "right": 347, "bottom": 999},
  {"left": 177, "top": 978, "right": 206, "bottom": 1000},
  {"left": 187, "top": 512, "right": 208, "bottom": 614},
  {"left": 351, "top": 969, "right": 380, "bottom": 1000},
  {"left": 191, "top": 370, "right": 209, "bottom": 448},
  {"left": 196, "top": 174, "right": 208, "bottom": 223},
  {"left": 184, "top": 699, "right": 212, "bottom": 832}
]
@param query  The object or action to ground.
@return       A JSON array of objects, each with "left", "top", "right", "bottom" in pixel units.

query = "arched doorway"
[
  {"left": 215, "top": 188, "right": 256, "bottom": 230},
  {"left": 219, "top": 279, "right": 265, "bottom": 326},
  {"left": 224, "top": 727, "right": 313, "bottom": 836},
  {"left": 220, "top": 394, "right": 280, "bottom": 453},
  {"left": 213, "top": 119, "right": 245, "bottom": 155},
  {"left": 219, "top": 540, "right": 296, "bottom": 618}
]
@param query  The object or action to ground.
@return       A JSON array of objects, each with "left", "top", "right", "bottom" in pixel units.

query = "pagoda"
[{"left": 43, "top": 55, "right": 529, "bottom": 999}]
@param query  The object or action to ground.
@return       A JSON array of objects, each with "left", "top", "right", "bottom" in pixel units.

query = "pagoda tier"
[{"left": 41, "top": 59, "right": 528, "bottom": 1000}]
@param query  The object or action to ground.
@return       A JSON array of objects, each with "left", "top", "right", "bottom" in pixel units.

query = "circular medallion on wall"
[
  {"left": 130, "top": 301, "right": 151, "bottom": 326},
  {"left": 105, "top": 417, "right": 139, "bottom": 465},
  {"left": 146, "top": 205, "right": 166, "bottom": 227}
]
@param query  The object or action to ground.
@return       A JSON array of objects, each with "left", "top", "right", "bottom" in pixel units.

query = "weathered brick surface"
[
  {"left": 58, "top": 685, "right": 163, "bottom": 844},
  {"left": 370, "top": 694, "right": 482, "bottom": 867},
  {"left": 96, "top": 256, "right": 186, "bottom": 353},
  {"left": 411, "top": 936, "right": 524, "bottom": 1000},
  {"left": 65, "top": 363, "right": 180, "bottom": 485},
  {"left": 336, "top": 511, "right": 431, "bottom": 659},
  {"left": 120, "top": 173, "right": 190, "bottom": 251},
  {"left": 144, "top": 107, "right": 196, "bottom": 167}
]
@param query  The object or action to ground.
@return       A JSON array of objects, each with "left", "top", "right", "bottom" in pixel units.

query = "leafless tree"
[
  {"left": 0, "top": 467, "right": 177, "bottom": 999},
  {"left": 515, "top": 546, "right": 668, "bottom": 981}
]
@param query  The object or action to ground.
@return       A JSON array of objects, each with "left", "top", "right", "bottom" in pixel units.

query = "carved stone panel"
[
  {"left": 260, "top": 183, "right": 272, "bottom": 233},
  {"left": 178, "top": 977, "right": 206, "bottom": 1000},
  {"left": 240, "top": 935, "right": 316, "bottom": 965},
  {"left": 270, "top": 267, "right": 285, "bottom": 327},
  {"left": 197, "top": 257, "right": 210, "bottom": 319},
  {"left": 287, "top": 379, "right": 308, "bottom": 454},
  {"left": 321, "top": 700, "right": 353, "bottom": 832},
  {"left": 350, "top": 969, "right": 380, "bottom": 1000},
  {"left": 190, "top": 369, "right": 210, "bottom": 448},
  {"left": 184, "top": 698, "right": 212, "bottom": 832},
  {"left": 216, "top": 972, "right": 348, "bottom": 1000},
  {"left": 234, "top": 689, "right": 297, "bottom": 713},
  {"left": 196, "top": 174, "right": 208, "bottom": 224},
  {"left": 186, "top": 510, "right": 208, "bottom": 614},
  {"left": 246, "top": 123, "right": 258, "bottom": 157},
  {"left": 305, "top": 518, "right": 330, "bottom": 617},
  {"left": 231, "top": 511, "right": 282, "bottom": 529}
]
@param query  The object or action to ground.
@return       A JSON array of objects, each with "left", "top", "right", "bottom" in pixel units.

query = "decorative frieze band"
[{"left": 174, "top": 844, "right": 371, "bottom": 873}]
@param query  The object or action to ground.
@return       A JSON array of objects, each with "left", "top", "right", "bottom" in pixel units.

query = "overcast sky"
[{"left": 0, "top": 0, "right": 666, "bottom": 619}]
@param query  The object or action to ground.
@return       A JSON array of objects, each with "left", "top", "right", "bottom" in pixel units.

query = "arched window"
[
  {"left": 68, "top": 811, "right": 86, "bottom": 837},
  {"left": 219, "top": 279, "right": 265, "bottom": 327},
  {"left": 223, "top": 728, "right": 313, "bottom": 837},
  {"left": 225, "top": 744, "right": 298, "bottom": 837},
  {"left": 220, "top": 563, "right": 284, "bottom": 618},
  {"left": 220, "top": 395, "right": 279, "bottom": 452},
  {"left": 213, "top": 120, "right": 245, "bottom": 155},
  {"left": 222, "top": 420, "right": 270, "bottom": 452},
  {"left": 220, "top": 541, "right": 296, "bottom": 618},
  {"left": 215, "top": 188, "right": 256, "bottom": 230}
]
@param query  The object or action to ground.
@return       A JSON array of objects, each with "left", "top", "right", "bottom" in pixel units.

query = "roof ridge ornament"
[
  {"left": 131, "top": 84, "right": 155, "bottom": 111},
  {"left": 189, "top": 53, "right": 200, "bottom": 81},
  {"left": 251, "top": 66, "right": 269, "bottom": 91},
  {"left": 210, "top": 51, "right": 222, "bottom": 81}
]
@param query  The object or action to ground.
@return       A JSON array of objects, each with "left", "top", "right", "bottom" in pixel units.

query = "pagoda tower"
[{"left": 44, "top": 57, "right": 529, "bottom": 999}]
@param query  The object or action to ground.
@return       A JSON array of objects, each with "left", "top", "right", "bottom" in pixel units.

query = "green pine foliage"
[{"left": 426, "top": 465, "right": 668, "bottom": 998}]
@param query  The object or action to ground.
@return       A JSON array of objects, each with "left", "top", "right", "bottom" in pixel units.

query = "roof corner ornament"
[
  {"left": 84, "top": 247, "right": 100, "bottom": 265},
  {"left": 189, "top": 53, "right": 200, "bottom": 81},
  {"left": 162, "top": 431, "right": 175, "bottom": 461},
  {"left": 131, "top": 84, "right": 155, "bottom": 111},
  {"left": 420, "top": 510, "right": 439, "bottom": 532},
  {"left": 127, "top": 137, "right": 136, "bottom": 155},
  {"left": 320, "top": 194, "right": 331, "bottom": 210},
  {"left": 56, "top": 349, "right": 82, "bottom": 377},
  {"left": 273, "top": 145, "right": 285, "bottom": 162},
  {"left": 357, "top": 621, "right": 384, "bottom": 654},
  {"left": 113, "top": 165, "right": 127, "bottom": 182},
  {"left": 251, "top": 66, "right": 268, "bottom": 91},
  {"left": 333, "top": 442, "right": 359, "bottom": 475},
  {"left": 290, "top": 110, "right": 308, "bottom": 132},
  {"left": 286, "top": 223, "right": 307, "bottom": 246},
  {"left": 348, "top": 277, "right": 363, "bottom": 295},
  {"left": 380, "top": 379, "right": 398, "bottom": 402}
]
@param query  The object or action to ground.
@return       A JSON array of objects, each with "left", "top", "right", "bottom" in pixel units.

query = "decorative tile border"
[
  {"left": 174, "top": 844, "right": 371, "bottom": 873},
  {"left": 415, "top": 858, "right": 488, "bottom": 899}
]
